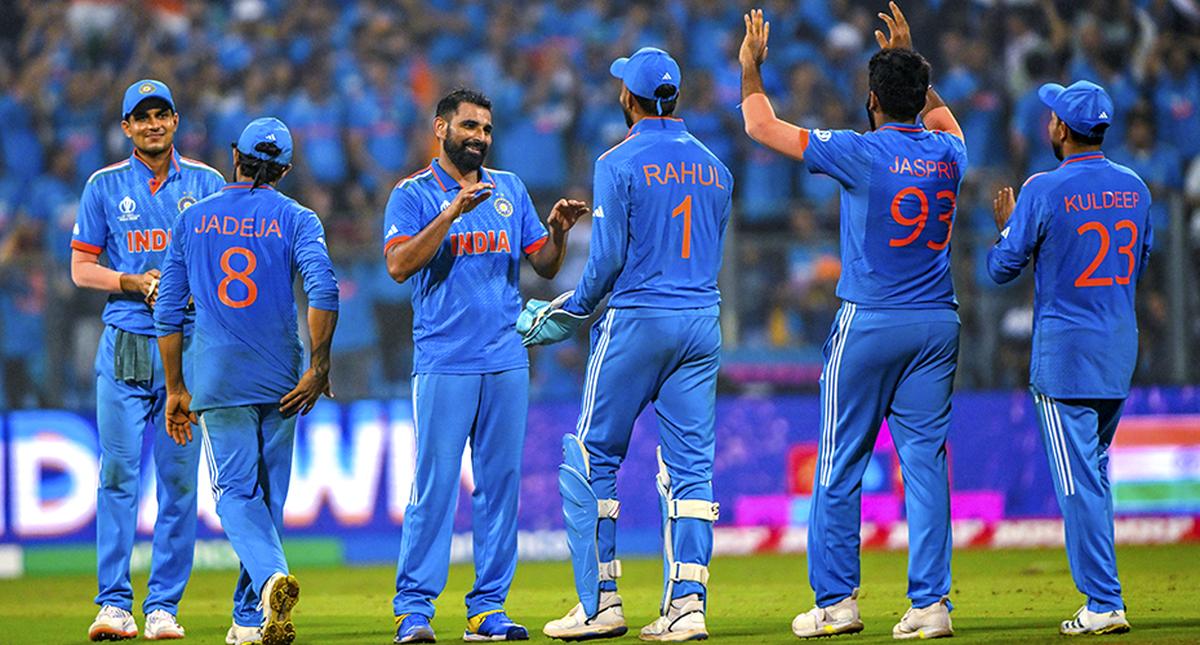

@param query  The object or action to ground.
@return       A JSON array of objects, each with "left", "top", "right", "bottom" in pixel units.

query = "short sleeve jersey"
[
  {"left": 382, "top": 161, "right": 548, "bottom": 375},
  {"left": 804, "top": 123, "right": 969, "bottom": 309},
  {"left": 72, "top": 148, "right": 225, "bottom": 335}
]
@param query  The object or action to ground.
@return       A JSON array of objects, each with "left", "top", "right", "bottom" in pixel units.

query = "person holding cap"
[
  {"left": 527, "top": 46, "right": 733, "bottom": 642},
  {"left": 72, "top": 79, "right": 225, "bottom": 641},
  {"left": 989, "top": 80, "right": 1152, "bottom": 636},
  {"left": 154, "top": 117, "right": 340, "bottom": 645}
]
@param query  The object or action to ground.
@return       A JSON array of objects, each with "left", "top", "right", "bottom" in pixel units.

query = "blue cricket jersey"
[
  {"left": 564, "top": 117, "right": 733, "bottom": 315},
  {"left": 382, "top": 160, "right": 548, "bottom": 375},
  {"left": 72, "top": 148, "right": 225, "bottom": 335},
  {"left": 987, "top": 152, "right": 1152, "bottom": 399},
  {"left": 154, "top": 183, "right": 340, "bottom": 411},
  {"left": 804, "top": 123, "right": 968, "bottom": 309}
]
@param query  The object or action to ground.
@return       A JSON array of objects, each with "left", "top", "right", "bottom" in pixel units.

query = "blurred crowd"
[{"left": 0, "top": 0, "right": 1197, "bottom": 408}]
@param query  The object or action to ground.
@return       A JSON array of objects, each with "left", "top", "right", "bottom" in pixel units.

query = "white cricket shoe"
[
  {"left": 88, "top": 605, "right": 138, "bottom": 641},
  {"left": 543, "top": 591, "right": 629, "bottom": 640},
  {"left": 892, "top": 598, "right": 953, "bottom": 640},
  {"left": 639, "top": 594, "right": 708, "bottom": 642},
  {"left": 144, "top": 609, "right": 186, "bottom": 639},
  {"left": 791, "top": 589, "right": 865, "bottom": 639},
  {"left": 1060, "top": 606, "right": 1131, "bottom": 635},
  {"left": 227, "top": 622, "right": 263, "bottom": 644},
  {"left": 261, "top": 572, "right": 300, "bottom": 645}
]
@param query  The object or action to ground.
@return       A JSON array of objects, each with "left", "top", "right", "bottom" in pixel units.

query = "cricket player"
[
  {"left": 988, "top": 80, "right": 1150, "bottom": 636},
  {"left": 383, "top": 88, "right": 587, "bottom": 644},
  {"left": 71, "top": 79, "right": 224, "bottom": 641},
  {"left": 739, "top": 4, "right": 966, "bottom": 638},
  {"left": 521, "top": 47, "right": 733, "bottom": 642},
  {"left": 154, "top": 117, "right": 340, "bottom": 645}
]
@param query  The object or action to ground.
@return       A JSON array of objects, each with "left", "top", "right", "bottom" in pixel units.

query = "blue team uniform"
[
  {"left": 382, "top": 160, "right": 548, "bottom": 620},
  {"left": 72, "top": 147, "right": 224, "bottom": 616},
  {"left": 988, "top": 152, "right": 1152, "bottom": 612},
  {"left": 562, "top": 114, "right": 733, "bottom": 609},
  {"left": 802, "top": 122, "right": 967, "bottom": 609},
  {"left": 155, "top": 181, "right": 339, "bottom": 627}
]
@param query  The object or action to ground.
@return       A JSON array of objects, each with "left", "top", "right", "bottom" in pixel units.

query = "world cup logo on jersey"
[
  {"left": 118, "top": 195, "right": 138, "bottom": 222},
  {"left": 494, "top": 196, "right": 513, "bottom": 217}
]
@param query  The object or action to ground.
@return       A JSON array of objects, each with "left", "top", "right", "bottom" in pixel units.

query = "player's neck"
[
  {"left": 133, "top": 146, "right": 173, "bottom": 181},
  {"left": 1061, "top": 142, "right": 1103, "bottom": 158},
  {"left": 437, "top": 156, "right": 480, "bottom": 185}
]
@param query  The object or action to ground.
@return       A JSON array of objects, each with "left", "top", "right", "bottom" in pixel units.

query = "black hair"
[
  {"left": 234, "top": 141, "right": 289, "bottom": 189},
  {"left": 868, "top": 48, "right": 930, "bottom": 122},
  {"left": 1066, "top": 124, "right": 1106, "bottom": 146},
  {"left": 436, "top": 88, "right": 492, "bottom": 120},
  {"left": 125, "top": 97, "right": 173, "bottom": 120},
  {"left": 631, "top": 83, "right": 678, "bottom": 117}
]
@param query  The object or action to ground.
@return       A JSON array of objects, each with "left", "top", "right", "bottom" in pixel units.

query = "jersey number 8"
[{"left": 218, "top": 246, "right": 258, "bottom": 308}]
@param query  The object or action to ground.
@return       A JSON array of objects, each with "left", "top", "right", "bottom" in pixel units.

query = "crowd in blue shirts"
[{"left": 0, "top": 0, "right": 1196, "bottom": 407}]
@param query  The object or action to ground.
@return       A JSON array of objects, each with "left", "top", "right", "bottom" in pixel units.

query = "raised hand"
[
  {"left": 739, "top": 8, "right": 770, "bottom": 69},
  {"left": 874, "top": 1, "right": 913, "bottom": 50},
  {"left": 547, "top": 199, "right": 589, "bottom": 233},
  {"left": 449, "top": 181, "right": 494, "bottom": 217},
  {"left": 993, "top": 186, "right": 1016, "bottom": 233}
]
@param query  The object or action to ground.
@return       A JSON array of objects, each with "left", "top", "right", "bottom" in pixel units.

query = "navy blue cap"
[
  {"left": 122, "top": 79, "right": 175, "bottom": 118},
  {"left": 610, "top": 47, "right": 680, "bottom": 113},
  {"left": 236, "top": 117, "right": 293, "bottom": 165},
  {"left": 1038, "top": 80, "right": 1114, "bottom": 137}
]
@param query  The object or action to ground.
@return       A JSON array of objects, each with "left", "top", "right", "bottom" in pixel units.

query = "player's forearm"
[
  {"left": 385, "top": 211, "right": 456, "bottom": 282},
  {"left": 740, "top": 59, "right": 766, "bottom": 100},
  {"left": 741, "top": 93, "right": 810, "bottom": 160},
  {"left": 529, "top": 229, "right": 568, "bottom": 279},
  {"left": 156, "top": 332, "right": 187, "bottom": 394},
  {"left": 985, "top": 247, "right": 1026, "bottom": 285},
  {"left": 70, "top": 250, "right": 123, "bottom": 292},
  {"left": 305, "top": 307, "right": 338, "bottom": 377},
  {"left": 921, "top": 88, "right": 964, "bottom": 140}
]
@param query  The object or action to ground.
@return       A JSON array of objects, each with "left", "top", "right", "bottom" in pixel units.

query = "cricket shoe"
[
  {"left": 88, "top": 605, "right": 138, "bottom": 641},
  {"left": 465, "top": 610, "right": 529, "bottom": 641},
  {"left": 227, "top": 622, "right": 263, "bottom": 644},
  {"left": 639, "top": 594, "right": 708, "bottom": 642},
  {"left": 791, "top": 589, "right": 865, "bottom": 638},
  {"left": 892, "top": 597, "right": 953, "bottom": 640},
  {"left": 544, "top": 591, "right": 628, "bottom": 640},
  {"left": 394, "top": 613, "right": 436, "bottom": 643},
  {"left": 1060, "top": 606, "right": 1131, "bottom": 636},
  {"left": 144, "top": 609, "right": 186, "bottom": 639},
  {"left": 261, "top": 573, "right": 300, "bottom": 645}
]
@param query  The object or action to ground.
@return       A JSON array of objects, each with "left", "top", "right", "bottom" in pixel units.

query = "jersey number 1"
[
  {"left": 672, "top": 195, "right": 692, "bottom": 259},
  {"left": 218, "top": 247, "right": 258, "bottom": 308}
]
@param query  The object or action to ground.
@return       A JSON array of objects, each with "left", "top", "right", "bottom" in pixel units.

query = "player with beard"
[{"left": 383, "top": 88, "right": 588, "bottom": 643}]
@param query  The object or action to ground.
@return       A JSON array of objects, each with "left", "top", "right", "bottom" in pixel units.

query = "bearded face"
[{"left": 439, "top": 103, "right": 492, "bottom": 174}]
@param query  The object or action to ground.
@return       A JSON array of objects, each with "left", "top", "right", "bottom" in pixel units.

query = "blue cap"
[
  {"left": 610, "top": 47, "right": 681, "bottom": 114},
  {"left": 122, "top": 79, "right": 175, "bottom": 118},
  {"left": 1038, "top": 80, "right": 1114, "bottom": 137},
  {"left": 236, "top": 117, "right": 293, "bottom": 165}
]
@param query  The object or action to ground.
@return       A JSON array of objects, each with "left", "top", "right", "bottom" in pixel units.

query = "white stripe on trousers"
[
  {"left": 577, "top": 309, "right": 616, "bottom": 442},
  {"left": 199, "top": 414, "right": 222, "bottom": 503},
  {"left": 820, "top": 303, "right": 856, "bottom": 487},
  {"left": 1038, "top": 393, "right": 1076, "bottom": 496},
  {"left": 410, "top": 375, "right": 420, "bottom": 505}
]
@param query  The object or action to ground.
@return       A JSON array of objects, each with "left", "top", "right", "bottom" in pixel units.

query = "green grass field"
[{"left": 2, "top": 545, "right": 1198, "bottom": 644}]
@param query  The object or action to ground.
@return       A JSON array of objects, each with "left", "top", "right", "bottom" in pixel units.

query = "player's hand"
[
  {"left": 517, "top": 292, "right": 587, "bottom": 347},
  {"left": 547, "top": 199, "right": 589, "bottom": 234},
  {"left": 122, "top": 269, "right": 161, "bottom": 307},
  {"left": 280, "top": 367, "right": 333, "bottom": 417},
  {"left": 874, "top": 2, "right": 913, "bottom": 50},
  {"left": 446, "top": 182, "right": 494, "bottom": 218},
  {"left": 739, "top": 9, "right": 770, "bottom": 69},
  {"left": 144, "top": 268, "right": 161, "bottom": 308},
  {"left": 993, "top": 186, "right": 1016, "bottom": 233},
  {"left": 164, "top": 388, "right": 197, "bottom": 446}
]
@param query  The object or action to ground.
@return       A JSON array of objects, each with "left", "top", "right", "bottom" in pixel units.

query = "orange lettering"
[{"left": 644, "top": 164, "right": 663, "bottom": 185}]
